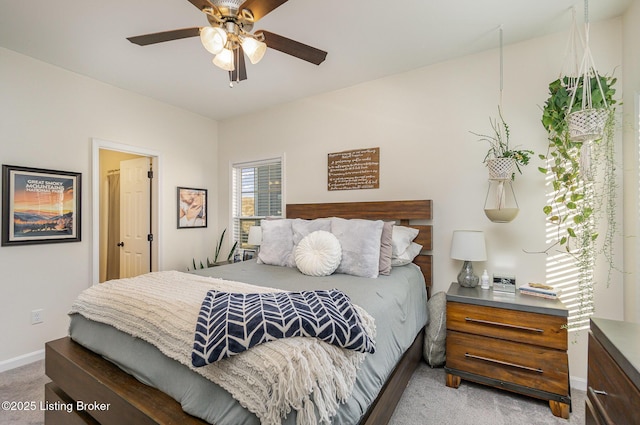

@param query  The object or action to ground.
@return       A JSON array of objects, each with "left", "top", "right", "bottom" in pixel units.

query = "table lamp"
[
  {"left": 450, "top": 230, "right": 487, "bottom": 287},
  {"left": 247, "top": 226, "right": 262, "bottom": 249}
]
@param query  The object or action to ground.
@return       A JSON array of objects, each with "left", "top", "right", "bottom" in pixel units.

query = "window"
[{"left": 231, "top": 157, "right": 283, "bottom": 248}]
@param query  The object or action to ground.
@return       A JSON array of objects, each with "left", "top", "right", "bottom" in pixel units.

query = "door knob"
[{"left": 117, "top": 242, "right": 124, "bottom": 247}]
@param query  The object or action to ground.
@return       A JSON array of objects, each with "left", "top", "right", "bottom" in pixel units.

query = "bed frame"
[{"left": 44, "top": 199, "right": 433, "bottom": 425}]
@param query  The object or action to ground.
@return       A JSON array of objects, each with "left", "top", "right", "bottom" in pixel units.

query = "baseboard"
[
  {"left": 570, "top": 375, "right": 587, "bottom": 392},
  {"left": 0, "top": 349, "right": 45, "bottom": 373}
]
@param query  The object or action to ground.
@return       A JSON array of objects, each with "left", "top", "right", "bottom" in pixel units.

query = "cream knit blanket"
[{"left": 69, "top": 271, "right": 375, "bottom": 425}]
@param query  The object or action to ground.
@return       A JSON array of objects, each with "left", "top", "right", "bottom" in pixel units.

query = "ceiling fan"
[{"left": 127, "top": 0, "right": 328, "bottom": 86}]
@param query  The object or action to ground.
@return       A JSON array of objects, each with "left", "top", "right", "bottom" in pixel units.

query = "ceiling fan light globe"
[
  {"left": 200, "top": 26, "right": 227, "bottom": 55},
  {"left": 242, "top": 37, "right": 267, "bottom": 64},
  {"left": 212, "top": 48, "right": 235, "bottom": 71}
]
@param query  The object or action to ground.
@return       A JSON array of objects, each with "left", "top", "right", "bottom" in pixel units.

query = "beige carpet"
[{"left": 0, "top": 359, "right": 584, "bottom": 424}]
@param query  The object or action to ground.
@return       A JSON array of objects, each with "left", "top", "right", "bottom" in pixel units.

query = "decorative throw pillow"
[
  {"left": 292, "top": 218, "right": 331, "bottom": 245},
  {"left": 391, "top": 225, "right": 419, "bottom": 257},
  {"left": 294, "top": 231, "right": 342, "bottom": 277},
  {"left": 192, "top": 289, "right": 375, "bottom": 365},
  {"left": 331, "top": 218, "right": 384, "bottom": 278},
  {"left": 424, "top": 291, "right": 447, "bottom": 367},
  {"left": 378, "top": 222, "right": 394, "bottom": 276},
  {"left": 257, "top": 219, "right": 295, "bottom": 267},
  {"left": 391, "top": 242, "right": 423, "bottom": 267}
]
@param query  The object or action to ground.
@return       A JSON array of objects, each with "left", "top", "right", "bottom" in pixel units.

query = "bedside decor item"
[
  {"left": 472, "top": 27, "right": 533, "bottom": 223},
  {"left": 177, "top": 187, "right": 207, "bottom": 229},
  {"left": 2, "top": 164, "right": 81, "bottom": 246},
  {"left": 450, "top": 230, "right": 487, "bottom": 287},
  {"left": 539, "top": 5, "right": 618, "bottom": 327},
  {"left": 247, "top": 225, "right": 262, "bottom": 249},
  {"left": 492, "top": 273, "right": 516, "bottom": 293},
  {"left": 566, "top": 0, "right": 611, "bottom": 143}
]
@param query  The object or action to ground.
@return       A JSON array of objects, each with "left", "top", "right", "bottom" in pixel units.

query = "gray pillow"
[
  {"left": 292, "top": 218, "right": 331, "bottom": 245},
  {"left": 257, "top": 219, "right": 295, "bottom": 267},
  {"left": 424, "top": 291, "right": 447, "bottom": 367},
  {"left": 330, "top": 218, "right": 384, "bottom": 278},
  {"left": 379, "top": 222, "right": 393, "bottom": 275}
]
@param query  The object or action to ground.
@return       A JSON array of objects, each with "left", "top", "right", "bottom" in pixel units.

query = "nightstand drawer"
[
  {"left": 587, "top": 333, "right": 640, "bottom": 424},
  {"left": 446, "top": 330, "right": 569, "bottom": 396},
  {"left": 447, "top": 301, "right": 567, "bottom": 350}
]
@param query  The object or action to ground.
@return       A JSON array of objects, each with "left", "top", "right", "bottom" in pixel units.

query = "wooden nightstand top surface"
[{"left": 446, "top": 282, "right": 568, "bottom": 317}]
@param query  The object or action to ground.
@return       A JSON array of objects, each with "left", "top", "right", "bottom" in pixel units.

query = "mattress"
[{"left": 69, "top": 260, "right": 428, "bottom": 424}]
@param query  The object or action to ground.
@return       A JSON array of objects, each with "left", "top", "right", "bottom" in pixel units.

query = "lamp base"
[{"left": 457, "top": 261, "right": 479, "bottom": 288}]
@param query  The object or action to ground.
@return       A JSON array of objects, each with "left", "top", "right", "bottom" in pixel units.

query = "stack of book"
[{"left": 518, "top": 283, "right": 560, "bottom": 299}]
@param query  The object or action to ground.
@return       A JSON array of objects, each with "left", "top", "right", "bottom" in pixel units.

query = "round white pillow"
[{"left": 294, "top": 230, "right": 342, "bottom": 277}]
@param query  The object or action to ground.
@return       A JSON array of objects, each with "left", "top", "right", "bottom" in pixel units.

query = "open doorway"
[{"left": 92, "top": 139, "right": 161, "bottom": 284}]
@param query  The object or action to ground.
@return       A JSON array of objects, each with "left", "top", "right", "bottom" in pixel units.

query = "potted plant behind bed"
[{"left": 472, "top": 107, "right": 534, "bottom": 223}]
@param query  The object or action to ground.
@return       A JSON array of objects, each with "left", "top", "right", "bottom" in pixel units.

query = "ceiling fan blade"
[
  {"left": 229, "top": 47, "right": 248, "bottom": 82},
  {"left": 240, "top": 0, "right": 288, "bottom": 22},
  {"left": 127, "top": 28, "right": 201, "bottom": 46},
  {"left": 186, "top": 0, "right": 214, "bottom": 11},
  {"left": 256, "top": 30, "right": 327, "bottom": 65}
]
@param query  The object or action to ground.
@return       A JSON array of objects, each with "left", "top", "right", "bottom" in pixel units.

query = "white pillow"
[
  {"left": 391, "top": 242, "right": 423, "bottom": 267},
  {"left": 294, "top": 231, "right": 342, "bottom": 277},
  {"left": 392, "top": 225, "right": 419, "bottom": 257}
]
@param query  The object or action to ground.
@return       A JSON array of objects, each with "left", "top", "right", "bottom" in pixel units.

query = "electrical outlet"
[{"left": 31, "top": 309, "right": 44, "bottom": 325}]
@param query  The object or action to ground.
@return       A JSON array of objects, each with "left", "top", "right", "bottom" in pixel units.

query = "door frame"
[{"left": 91, "top": 138, "right": 162, "bottom": 285}]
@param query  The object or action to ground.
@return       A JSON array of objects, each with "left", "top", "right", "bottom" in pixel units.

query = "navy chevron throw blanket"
[{"left": 192, "top": 289, "right": 375, "bottom": 366}]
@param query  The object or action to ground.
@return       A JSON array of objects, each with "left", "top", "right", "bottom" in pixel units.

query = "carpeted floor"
[{"left": 0, "top": 360, "right": 583, "bottom": 424}]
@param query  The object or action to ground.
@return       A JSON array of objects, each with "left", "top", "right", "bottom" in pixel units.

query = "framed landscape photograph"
[
  {"left": 2, "top": 165, "right": 81, "bottom": 246},
  {"left": 177, "top": 187, "right": 207, "bottom": 229}
]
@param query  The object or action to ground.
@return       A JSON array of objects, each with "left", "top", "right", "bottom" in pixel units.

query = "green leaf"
[
  {"left": 567, "top": 228, "right": 576, "bottom": 237},
  {"left": 543, "top": 205, "right": 553, "bottom": 215}
]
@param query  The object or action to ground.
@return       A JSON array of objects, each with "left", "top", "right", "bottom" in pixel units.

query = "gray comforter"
[{"left": 69, "top": 260, "right": 428, "bottom": 424}]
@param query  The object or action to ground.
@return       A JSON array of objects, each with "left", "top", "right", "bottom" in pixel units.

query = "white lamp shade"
[
  {"left": 212, "top": 48, "right": 235, "bottom": 71},
  {"left": 200, "top": 26, "right": 227, "bottom": 55},
  {"left": 450, "top": 230, "right": 487, "bottom": 261},
  {"left": 241, "top": 36, "right": 267, "bottom": 64},
  {"left": 247, "top": 226, "right": 262, "bottom": 246}
]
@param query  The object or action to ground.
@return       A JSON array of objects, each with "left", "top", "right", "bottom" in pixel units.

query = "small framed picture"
[
  {"left": 177, "top": 187, "right": 207, "bottom": 229},
  {"left": 243, "top": 249, "right": 256, "bottom": 261},
  {"left": 2, "top": 165, "right": 81, "bottom": 246}
]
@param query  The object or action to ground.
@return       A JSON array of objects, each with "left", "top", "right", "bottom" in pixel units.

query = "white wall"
[
  {"left": 0, "top": 48, "right": 219, "bottom": 368},
  {"left": 217, "top": 18, "right": 627, "bottom": 385},
  {"left": 622, "top": 0, "right": 640, "bottom": 323}
]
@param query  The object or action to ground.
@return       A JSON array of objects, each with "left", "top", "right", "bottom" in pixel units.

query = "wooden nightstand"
[{"left": 444, "top": 282, "right": 571, "bottom": 418}]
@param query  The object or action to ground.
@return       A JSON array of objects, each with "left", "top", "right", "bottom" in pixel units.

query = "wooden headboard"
[{"left": 286, "top": 200, "right": 433, "bottom": 298}]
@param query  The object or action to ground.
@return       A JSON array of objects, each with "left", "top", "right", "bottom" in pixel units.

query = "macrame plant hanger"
[
  {"left": 484, "top": 26, "right": 519, "bottom": 223},
  {"left": 566, "top": 0, "right": 609, "bottom": 148}
]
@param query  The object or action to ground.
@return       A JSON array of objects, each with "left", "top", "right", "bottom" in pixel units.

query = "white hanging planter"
[
  {"left": 486, "top": 157, "right": 516, "bottom": 181},
  {"left": 567, "top": 107, "right": 608, "bottom": 142}
]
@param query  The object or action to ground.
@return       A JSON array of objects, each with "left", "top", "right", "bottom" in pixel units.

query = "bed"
[{"left": 44, "top": 199, "right": 433, "bottom": 425}]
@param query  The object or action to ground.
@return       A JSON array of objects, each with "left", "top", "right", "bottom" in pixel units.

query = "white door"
[{"left": 119, "top": 157, "right": 152, "bottom": 278}]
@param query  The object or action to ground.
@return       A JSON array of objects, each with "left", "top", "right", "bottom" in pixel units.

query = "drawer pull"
[
  {"left": 465, "top": 353, "right": 543, "bottom": 373},
  {"left": 465, "top": 317, "right": 544, "bottom": 333},
  {"left": 588, "top": 387, "right": 615, "bottom": 425},
  {"left": 590, "top": 388, "right": 608, "bottom": 396}
]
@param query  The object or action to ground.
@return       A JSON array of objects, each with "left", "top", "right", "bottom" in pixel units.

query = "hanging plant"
[
  {"left": 473, "top": 107, "right": 534, "bottom": 180},
  {"left": 539, "top": 74, "right": 617, "bottom": 248}
]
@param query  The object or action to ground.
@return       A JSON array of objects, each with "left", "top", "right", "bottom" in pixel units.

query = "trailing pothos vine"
[{"left": 539, "top": 74, "right": 618, "bottom": 324}]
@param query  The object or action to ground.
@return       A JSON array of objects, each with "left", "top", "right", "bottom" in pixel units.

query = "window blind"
[{"left": 232, "top": 157, "right": 283, "bottom": 248}]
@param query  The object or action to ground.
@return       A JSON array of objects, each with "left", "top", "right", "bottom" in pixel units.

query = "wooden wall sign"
[{"left": 327, "top": 147, "right": 380, "bottom": 191}]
